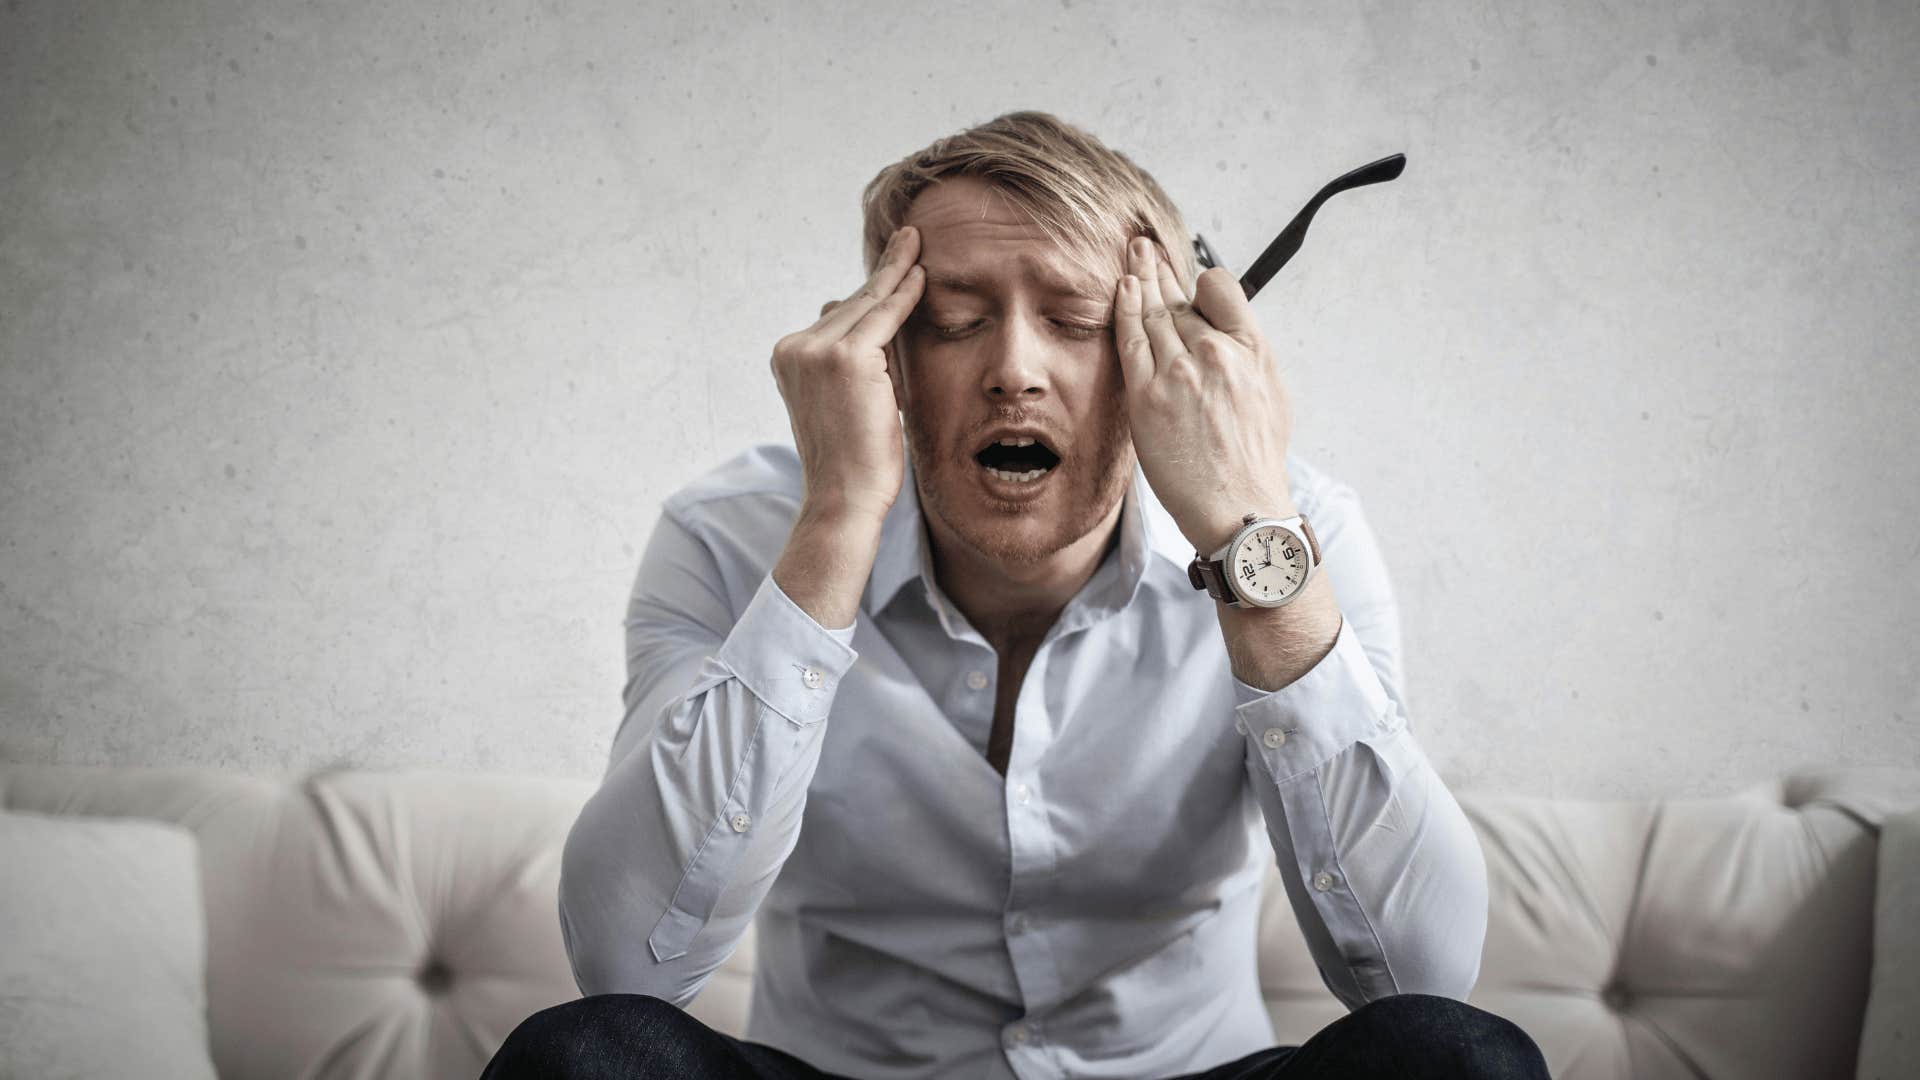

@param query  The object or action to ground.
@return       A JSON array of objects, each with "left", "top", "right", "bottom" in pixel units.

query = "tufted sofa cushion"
[
  {"left": 0, "top": 766, "right": 599, "bottom": 1080},
  {"left": 3, "top": 763, "right": 1915, "bottom": 1080},
  {"left": 1258, "top": 764, "right": 1920, "bottom": 1079}
]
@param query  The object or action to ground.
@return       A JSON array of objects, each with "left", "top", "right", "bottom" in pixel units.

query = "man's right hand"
[
  {"left": 767, "top": 226, "right": 925, "bottom": 629},
  {"left": 770, "top": 225, "right": 925, "bottom": 525}
]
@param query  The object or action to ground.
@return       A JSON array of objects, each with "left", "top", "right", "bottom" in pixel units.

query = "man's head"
[{"left": 859, "top": 111, "right": 1196, "bottom": 570}]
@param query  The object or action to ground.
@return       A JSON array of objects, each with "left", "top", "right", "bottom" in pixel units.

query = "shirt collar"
[{"left": 861, "top": 448, "right": 1195, "bottom": 618}]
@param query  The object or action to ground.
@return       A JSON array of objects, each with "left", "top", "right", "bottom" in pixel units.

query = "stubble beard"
[{"left": 902, "top": 401, "right": 1137, "bottom": 570}]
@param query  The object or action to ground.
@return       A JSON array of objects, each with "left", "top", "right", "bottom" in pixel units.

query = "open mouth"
[{"left": 973, "top": 435, "right": 1062, "bottom": 485}]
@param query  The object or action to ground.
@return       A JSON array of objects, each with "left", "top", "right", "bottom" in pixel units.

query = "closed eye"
[{"left": 925, "top": 319, "right": 1111, "bottom": 341}]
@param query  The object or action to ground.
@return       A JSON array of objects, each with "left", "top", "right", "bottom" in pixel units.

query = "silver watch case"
[{"left": 1207, "top": 513, "right": 1317, "bottom": 609}]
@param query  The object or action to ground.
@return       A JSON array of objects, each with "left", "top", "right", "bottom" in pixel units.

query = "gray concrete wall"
[{"left": 3, "top": 0, "right": 1914, "bottom": 797}]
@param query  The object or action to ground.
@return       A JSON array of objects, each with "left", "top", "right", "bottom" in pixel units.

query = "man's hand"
[
  {"left": 1113, "top": 235, "right": 1340, "bottom": 690},
  {"left": 767, "top": 226, "right": 924, "bottom": 629},
  {"left": 1112, "top": 235, "right": 1296, "bottom": 555},
  {"left": 771, "top": 225, "right": 925, "bottom": 525}
]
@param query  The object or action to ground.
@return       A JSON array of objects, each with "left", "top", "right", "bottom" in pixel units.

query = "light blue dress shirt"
[{"left": 559, "top": 442, "right": 1488, "bottom": 1079}]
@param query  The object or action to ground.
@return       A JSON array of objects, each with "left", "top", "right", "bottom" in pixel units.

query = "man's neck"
[{"left": 923, "top": 497, "right": 1126, "bottom": 649}]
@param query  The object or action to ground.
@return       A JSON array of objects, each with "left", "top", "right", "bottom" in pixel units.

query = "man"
[{"left": 485, "top": 112, "right": 1550, "bottom": 1079}]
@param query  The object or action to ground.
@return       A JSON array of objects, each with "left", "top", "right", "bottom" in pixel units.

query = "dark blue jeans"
[{"left": 481, "top": 992, "right": 1552, "bottom": 1078}]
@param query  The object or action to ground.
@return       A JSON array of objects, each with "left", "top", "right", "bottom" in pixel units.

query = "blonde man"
[{"left": 486, "top": 112, "right": 1549, "bottom": 1079}]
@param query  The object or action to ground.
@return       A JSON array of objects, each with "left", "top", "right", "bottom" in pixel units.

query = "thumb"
[{"left": 1190, "top": 267, "right": 1260, "bottom": 351}]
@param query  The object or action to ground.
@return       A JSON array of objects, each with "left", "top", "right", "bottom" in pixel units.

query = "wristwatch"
[{"left": 1187, "top": 512, "right": 1321, "bottom": 608}]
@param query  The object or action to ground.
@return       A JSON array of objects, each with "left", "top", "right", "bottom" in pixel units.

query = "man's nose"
[{"left": 979, "top": 317, "right": 1049, "bottom": 399}]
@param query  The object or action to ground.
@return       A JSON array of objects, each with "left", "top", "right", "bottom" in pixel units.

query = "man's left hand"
[{"left": 1113, "top": 235, "right": 1297, "bottom": 555}]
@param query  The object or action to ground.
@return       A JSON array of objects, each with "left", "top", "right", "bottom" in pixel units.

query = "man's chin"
[{"left": 924, "top": 483, "right": 1067, "bottom": 566}]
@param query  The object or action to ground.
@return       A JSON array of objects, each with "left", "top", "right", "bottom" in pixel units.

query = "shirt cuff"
[
  {"left": 1232, "top": 616, "right": 1399, "bottom": 782},
  {"left": 712, "top": 572, "right": 859, "bottom": 726}
]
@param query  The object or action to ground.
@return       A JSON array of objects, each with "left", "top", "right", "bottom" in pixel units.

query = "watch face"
[{"left": 1231, "top": 524, "right": 1310, "bottom": 605}]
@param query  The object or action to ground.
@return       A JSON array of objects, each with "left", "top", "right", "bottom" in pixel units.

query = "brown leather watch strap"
[{"left": 1188, "top": 556, "right": 1233, "bottom": 602}]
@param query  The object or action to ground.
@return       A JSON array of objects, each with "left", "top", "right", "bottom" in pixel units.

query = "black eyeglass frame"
[{"left": 1191, "top": 153, "right": 1407, "bottom": 300}]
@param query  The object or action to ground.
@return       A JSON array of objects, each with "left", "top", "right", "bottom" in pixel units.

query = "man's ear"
[{"left": 885, "top": 338, "right": 908, "bottom": 412}]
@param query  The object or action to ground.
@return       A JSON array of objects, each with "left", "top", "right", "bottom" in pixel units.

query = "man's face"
[{"left": 889, "top": 176, "right": 1136, "bottom": 569}]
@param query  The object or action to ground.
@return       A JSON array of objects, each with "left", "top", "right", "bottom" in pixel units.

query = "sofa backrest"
[{"left": 4, "top": 763, "right": 1915, "bottom": 1080}]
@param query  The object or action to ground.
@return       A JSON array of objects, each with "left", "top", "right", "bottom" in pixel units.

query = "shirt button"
[
  {"left": 1014, "top": 782, "right": 1032, "bottom": 806},
  {"left": 730, "top": 813, "right": 752, "bottom": 833},
  {"left": 1262, "top": 728, "right": 1288, "bottom": 748},
  {"left": 1233, "top": 718, "right": 1247, "bottom": 736},
  {"left": 965, "top": 670, "right": 990, "bottom": 691},
  {"left": 1313, "top": 870, "right": 1336, "bottom": 891},
  {"left": 1007, "top": 912, "right": 1028, "bottom": 933},
  {"left": 1005, "top": 1022, "right": 1033, "bottom": 1047},
  {"left": 801, "top": 667, "right": 823, "bottom": 690}
]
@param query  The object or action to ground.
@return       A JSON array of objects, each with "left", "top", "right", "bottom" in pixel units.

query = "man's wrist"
[
  {"left": 773, "top": 498, "right": 887, "bottom": 631},
  {"left": 1215, "top": 573, "right": 1341, "bottom": 692},
  {"left": 797, "top": 491, "right": 892, "bottom": 534}
]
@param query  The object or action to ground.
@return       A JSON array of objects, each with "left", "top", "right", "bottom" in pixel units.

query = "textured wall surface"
[{"left": 2, "top": 0, "right": 1915, "bottom": 798}]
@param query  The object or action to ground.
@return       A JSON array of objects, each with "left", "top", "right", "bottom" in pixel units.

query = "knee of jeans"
[
  {"left": 1353, "top": 994, "right": 1546, "bottom": 1073},
  {"left": 490, "top": 993, "right": 700, "bottom": 1076}
]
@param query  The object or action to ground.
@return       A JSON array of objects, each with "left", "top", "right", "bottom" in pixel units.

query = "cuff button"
[{"left": 801, "top": 667, "right": 824, "bottom": 690}]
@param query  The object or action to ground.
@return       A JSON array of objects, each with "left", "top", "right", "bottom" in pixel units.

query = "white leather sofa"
[{"left": 3, "top": 762, "right": 1916, "bottom": 1080}]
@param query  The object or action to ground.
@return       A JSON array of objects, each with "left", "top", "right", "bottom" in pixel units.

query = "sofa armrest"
[{"left": 1859, "top": 805, "right": 1920, "bottom": 1080}]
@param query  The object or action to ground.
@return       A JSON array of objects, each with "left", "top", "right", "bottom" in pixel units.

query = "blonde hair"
[{"left": 858, "top": 110, "right": 1196, "bottom": 296}]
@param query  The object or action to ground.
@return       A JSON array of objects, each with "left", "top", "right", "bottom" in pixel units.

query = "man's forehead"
[{"left": 906, "top": 176, "right": 1117, "bottom": 301}]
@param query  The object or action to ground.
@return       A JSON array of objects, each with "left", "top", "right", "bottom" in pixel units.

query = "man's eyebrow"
[{"left": 922, "top": 267, "right": 1107, "bottom": 302}]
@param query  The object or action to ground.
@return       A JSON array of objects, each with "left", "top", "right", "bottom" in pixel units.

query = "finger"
[
  {"left": 1128, "top": 236, "right": 1188, "bottom": 374},
  {"left": 1190, "top": 266, "right": 1261, "bottom": 352},
  {"left": 1151, "top": 245, "right": 1218, "bottom": 351},
  {"left": 1112, "top": 273, "right": 1153, "bottom": 391},
  {"left": 845, "top": 263, "right": 925, "bottom": 354},
  {"left": 817, "top": 226, "right": 921, "bottom": 338}
]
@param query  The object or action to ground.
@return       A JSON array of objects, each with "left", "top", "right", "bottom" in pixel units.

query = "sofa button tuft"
[
  {"left": 417, "top": 958, "right": 453, "bottom": 995},
  {"left": 1600, "top": 980, "right": 1630, "bottom": 1011}
]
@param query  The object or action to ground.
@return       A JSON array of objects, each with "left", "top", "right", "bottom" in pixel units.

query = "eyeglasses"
[{"left": 1192, "top": 153, "right": 1407, "bottom": 301}]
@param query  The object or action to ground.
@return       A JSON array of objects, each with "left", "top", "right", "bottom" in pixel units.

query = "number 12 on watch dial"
[{"left": 1234, "top": 525, "right": 1308, "bottom": 602}]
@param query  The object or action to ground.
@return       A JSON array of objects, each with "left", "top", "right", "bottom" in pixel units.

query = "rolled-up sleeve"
[
  {"left": 559, "top": 503, "right": 856, "bottom": 1003},
  {"left": 1236, "top": 481, "right": 1489, "bottom": 1011}
]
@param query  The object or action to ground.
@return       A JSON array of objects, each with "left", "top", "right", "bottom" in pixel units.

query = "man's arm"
[
  {"left": 1109, "top": 238, "right": 1485, "bottom": 1010},
  {"left": 557, "top": 502, "right": 876, "bottom": 1003},
  {"left": 561, "top": 225, "right": 925, "bottom": 1003},
  {"left": 1226, "top": 478, "right": 1488, "bottom": 1010}
]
